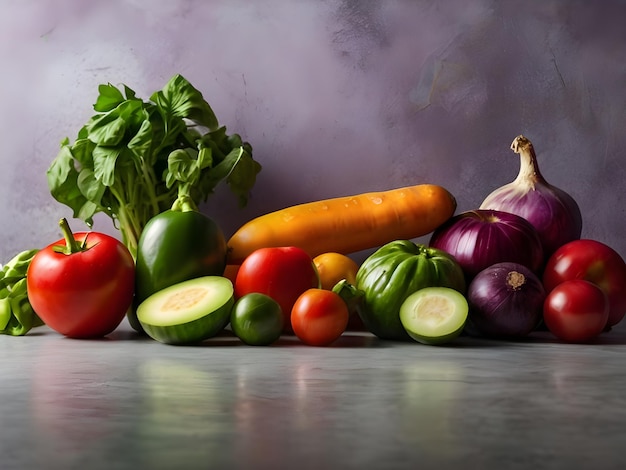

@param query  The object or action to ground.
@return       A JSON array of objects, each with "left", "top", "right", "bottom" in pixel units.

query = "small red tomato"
[
  {"left": 27, "top": 219, "right": 135, "bottom": 339},
  {"left": 235, "top": 246, "right": 319, "bottom": 332},
  {"left": 291, "top": 288, "right": 349, "bottom": 346},
  {"left": 543, "top": 279, "right": 609, "bottom": 343},
  {"left": 543, "top": 239, "right": 626, "bottom": 328}
]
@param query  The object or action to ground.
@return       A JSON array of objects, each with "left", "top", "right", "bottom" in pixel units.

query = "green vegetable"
[
  {"left": 47, "top": 74, "right": 261, "bottom": 259},
  {"left": 136, "top": 276, "right": 234, "bottom": 345},
  {"left": 129, "top": 143, "right": 229, "bottom": 332},
  {"left": 0, "top": 249, "right": 43, "bottom": 336},
  {"left": 399, "top": 287, "right": 468, "bottom": 345},
  {"left": 230, "top": 293, "right": 284, "bottom": 346},
  {"left": 355, "top": 240, "right": 466, "bottom": 341}
]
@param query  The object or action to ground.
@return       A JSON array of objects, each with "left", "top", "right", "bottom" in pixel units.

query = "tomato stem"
[{"left": 53, "top": 218, "right": 88, "bottom": 255}]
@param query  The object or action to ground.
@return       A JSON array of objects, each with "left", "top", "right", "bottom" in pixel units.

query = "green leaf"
[
  {"left": 150, "top": 74, "right": 219, "bottom": 130},
  {"left": 165, "top": 144, "right": 217, "bottom": 191},
  {"left": 86, "top": 99, "right": 145, "bottom": 146},
  {"left": 47, "top": 146, "right": 93, "bottom": 221},
  {"left": 86, "top": 113, "right": 127, "bottom": 146},
  {"left": 77, "top": 168, "right": 107, "bottom": 206},
  {"left": 225, "top": 149, "right": 262, "bottom": 207},
  {"left": 94, "top": 83, "right": 125, "bottom": 112},
  {"left": 128, "top": 119, "right": 154, "bottom": 160},
  {"left": 68, "top": 138, "right": 97, "bottom": 168},
  {"left": 197, "top": 146, "right": 261, "bottom": 206},
  {"left": 92, "top": 146, "right": 121, "bottom": 187},
  {"left": 197, "top": 146, "right": 213, "bottom": 171},
  {"left": 123, "top": 84, "right": 137, "bottom": 100}
]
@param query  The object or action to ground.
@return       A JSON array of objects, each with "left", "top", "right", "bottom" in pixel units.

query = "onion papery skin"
[
  {"left": 429, "top": 209, "right": 544, "bottom": 280},
  {"left": 480, "top": 135, "right": 582, "bottom": 260},
  {"left": 467, "top": 262, "right": 546, "bottom": 338}
]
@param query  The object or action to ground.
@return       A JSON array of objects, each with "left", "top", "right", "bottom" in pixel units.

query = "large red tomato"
[
  {"left": 543, "top": 239, "right": 626, "bottom": 328},
  {"left": 27, "top": 219, "right": 135, "bottom": 338},
  {"left": 234, "top": 246, "right": 319, "bottom": 332},
  {"left": 543, "top": 279, "right": 609, "bottom": 343},
  {"left": 291, "top": 288, "right": 349, "bottom": 346}
]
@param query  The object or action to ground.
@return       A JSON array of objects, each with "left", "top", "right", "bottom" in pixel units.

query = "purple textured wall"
[{"left": 1, "top": 0, "right": 625, "bottom": 262}]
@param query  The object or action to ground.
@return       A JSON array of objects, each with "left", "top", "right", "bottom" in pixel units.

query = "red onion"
[
  {"left": 480, "top": 135, "right": 582, "bottom": 259},
  {"left": 429, "top": 209, "right": 544, "bottom": 279},
  {"left": 467, "top": 262, "right": 546, "bottom": 338}
]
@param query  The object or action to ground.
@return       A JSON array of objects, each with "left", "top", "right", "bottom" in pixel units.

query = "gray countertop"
[{"left": 2, "top": 319, "right": 626, "bottom": 470}]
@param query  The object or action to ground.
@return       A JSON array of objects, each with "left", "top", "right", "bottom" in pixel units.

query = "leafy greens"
[
  {"left": 0, "top": 249, "right": 43, "bottom": 336},
  {"left": 47, "top": 74, "right": 261, "bottom": 258}
]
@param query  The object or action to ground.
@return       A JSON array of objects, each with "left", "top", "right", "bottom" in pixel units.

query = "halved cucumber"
[
  {"left": 136, "top": 276, "right": 234, "bottom": 345},
  {"left": 399, "top": 287, "right": 468, "bottom": 345}
]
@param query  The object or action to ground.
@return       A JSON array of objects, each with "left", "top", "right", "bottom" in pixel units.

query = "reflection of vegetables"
[
  {"left": 355, "top": 240, "right": 466, "bottom": 341},
  {"left": 480, "top": 135, "right": 582, "bottom": 260},
  {"left": 227, "top": 184, "right": 457, "bottom": 264},
  {"left": 27, "top": 218, "right": 135, "bottom": 338},
  {"left": 467, "top": 262, "right": 545, "bottom": 338},
  {"left": 429, "top": 209, "right": 544, "bottom": 280},
  {"left": 0, "top": 249, "right": 42, "bottom": 336},
  {"left": 47, "top": 74, "right": 261, "bottom": 259}
]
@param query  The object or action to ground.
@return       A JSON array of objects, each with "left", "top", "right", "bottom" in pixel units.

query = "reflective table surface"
[{"left": 2, "top": 320, "right": 626, "bottom": 469}]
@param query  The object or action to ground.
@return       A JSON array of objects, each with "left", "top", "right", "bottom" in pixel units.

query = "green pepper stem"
[{"left": 171, "top": 184, "right": 198, "bottom": 213}]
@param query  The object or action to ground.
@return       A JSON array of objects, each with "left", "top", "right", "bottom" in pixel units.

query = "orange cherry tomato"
[{"left": 313, "top": 252, "right": 359, "bottom": 290}]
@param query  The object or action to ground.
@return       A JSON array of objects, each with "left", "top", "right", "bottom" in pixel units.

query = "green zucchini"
[
  {"left": 137, "top": 276, "right": 234, "bottom": 345},
  {"left": 399, "top": 287, "right": 468, "bottom": 345}
]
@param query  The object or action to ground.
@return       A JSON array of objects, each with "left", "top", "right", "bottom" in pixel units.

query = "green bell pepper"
[
  {"left": 0, "top": 249, "right": 43, "bottom": 336},
  {"left": 355, "top": 240, "right": 466, "bottom": 341},
  {"left": 129, "top": 196, "right": 227, "bottom": 332}
]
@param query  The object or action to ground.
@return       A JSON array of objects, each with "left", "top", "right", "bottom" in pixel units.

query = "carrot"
[{"left": 226, "top": 184, "right": 457, "bottom": 264}]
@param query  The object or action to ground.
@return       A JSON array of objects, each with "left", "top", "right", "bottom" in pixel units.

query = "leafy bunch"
[{"left": 47, "top": 74, "right": 261, "bottom": 258}]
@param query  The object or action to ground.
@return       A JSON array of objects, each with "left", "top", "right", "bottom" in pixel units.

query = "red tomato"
[
  {"left": 543, "top": 279, "right": 609, "bottom": 343},
  {"left": 291, "top": 288, "right": 349, "bottom": 346},
  {"left": 543, "top": 239, "right": 626, "bottom": 328},
  {"left": 234, "top": 246, "right": 319, "bottom": 332},
  {"left": 27, "top": 220, "right": 135, "bottom": 339}
]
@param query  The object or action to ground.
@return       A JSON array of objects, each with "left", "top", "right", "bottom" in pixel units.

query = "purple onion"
[
  {"left": 480, "top": 135, "right": 582, "bottom": 260},
  {"left": 467, "top": 262, "right": 546, "bottom": 338},
  {"left": 429, "top": 209, "right": 544, "bottom": 280}
]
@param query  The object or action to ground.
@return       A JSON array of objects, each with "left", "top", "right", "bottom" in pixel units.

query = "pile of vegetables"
[{"left": 1, "top": 72, "right": 624, "bottom": 347}]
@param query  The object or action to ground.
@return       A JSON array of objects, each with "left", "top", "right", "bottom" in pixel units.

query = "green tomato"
[
  {"left": 230, "top": 293, "right": 284, "bottom": 346},
  {"left": 130, "top": 209, "right": 227, "bottom": 332},
  {"left": 355, "top": 240, "right": 466, "bottom": 341}
]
